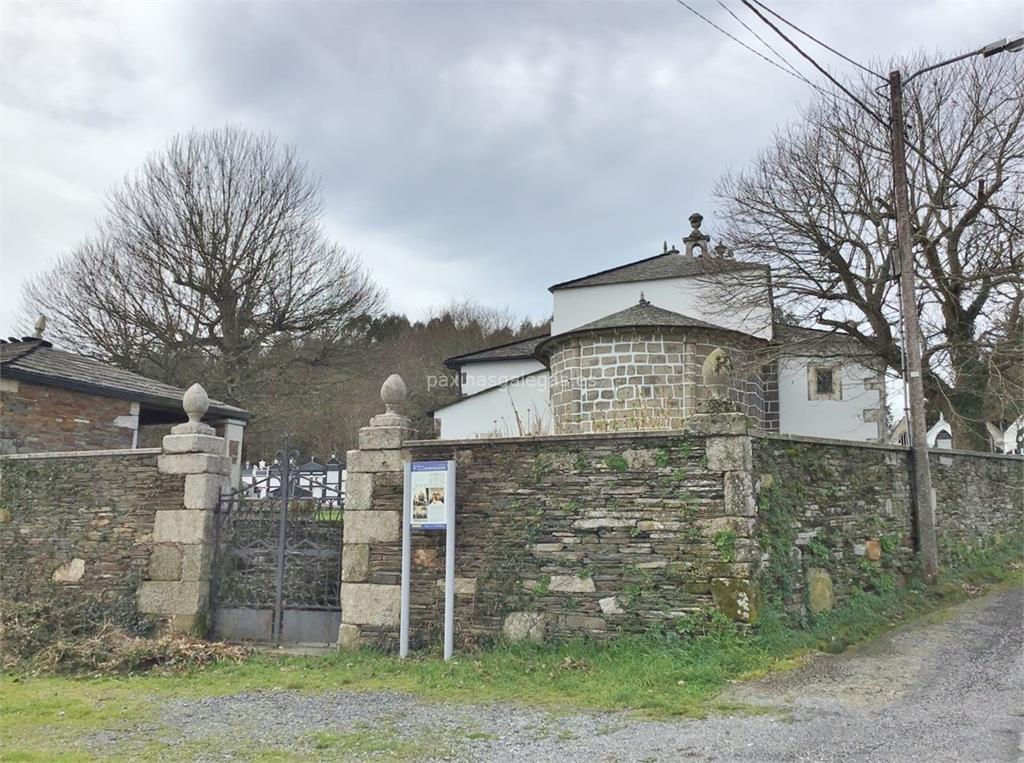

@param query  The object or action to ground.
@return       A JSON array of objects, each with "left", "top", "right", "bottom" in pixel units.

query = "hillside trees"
[{"left": 241, "top": 302, "right": 549, "bottom": 458}]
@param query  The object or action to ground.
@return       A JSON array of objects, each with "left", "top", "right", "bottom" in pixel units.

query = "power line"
[
  {"left": 738, "top": 0, "right": 890, "bottom": 128},
  {"left": 715, "top": 0, "right": 803, "bottom": 79},
  {"left": 672, "top": 0, "right": 980, "bottom": 203},
  {"left": 735, "top": 1, "right": 980, "bottom": 201},
  {"left": 749, "top": 0, "right": 886, "bottom": 81},
  {"left": 672, "top": 0, "right": 827, "bottom": 93}
]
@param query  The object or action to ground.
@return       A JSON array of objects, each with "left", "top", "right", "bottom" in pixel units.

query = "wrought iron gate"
[{"left": 211, "top": 443, "right": 344, "bottom": 645}]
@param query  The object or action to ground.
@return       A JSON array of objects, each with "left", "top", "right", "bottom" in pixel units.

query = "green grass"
[{"left": 2, "top": 542, "right": 1019, "bottom": 761}]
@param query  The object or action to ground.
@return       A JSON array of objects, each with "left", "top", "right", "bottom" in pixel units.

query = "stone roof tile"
[
  {"left": 444, "top": 333, "right": 550, "bottom": 368},
  {"left": 0, "top": 339, "right": 249, "bottom": 419},
  {"left": 549, "top": 252, "right": 766, "bottom": 292}
]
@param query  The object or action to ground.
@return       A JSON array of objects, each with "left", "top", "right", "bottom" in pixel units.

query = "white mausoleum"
[{"left": 434, "top": 214, "right": 887, "bottom": 442}]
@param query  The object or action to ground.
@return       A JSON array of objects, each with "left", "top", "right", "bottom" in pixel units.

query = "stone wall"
[
  {"left": 339, "top": 408, "right": 760, "bottom": 649},
  {"left": 404, "top": 430, "right": 760, "bottom": 646},
  {"left": 0, "top": 450, "right": 183, "bottom": 604},
  {"left": 752, "top": 435, "right": 1023, "bottom": 612},
  {"left": 340, "top": 396, "right": 1021, "bottom": 650},
  {"left": 0, "top": 379, "right": 137, "bottom": 454},
  {"left": 0, "top": 384, "right": 230, "bottom": 635},
  {"left": 930, "top": 448, "right": 1023, "bottom": 547},
  {"left": 545, "top": 327, "right": 767, "bottom": 435}
]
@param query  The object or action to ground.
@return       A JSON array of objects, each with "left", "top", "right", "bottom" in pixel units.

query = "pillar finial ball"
[
  {"left": 380, "top": 373, "right": 407, "bottom": 413},
  {"left": 182, "top": 383, "right": 210, "bottom": 424}
]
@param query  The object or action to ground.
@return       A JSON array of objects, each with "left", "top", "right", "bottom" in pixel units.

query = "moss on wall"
[{"left": 752, "top": 436, "right": 1022, "bottom": 620}]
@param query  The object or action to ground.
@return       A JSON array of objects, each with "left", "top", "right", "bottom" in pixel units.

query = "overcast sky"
[{"left": 1, "top": 0, "right": 1020, "bottom": 337}]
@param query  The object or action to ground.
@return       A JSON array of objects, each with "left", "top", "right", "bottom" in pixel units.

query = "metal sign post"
[
  {"left": 443, "top": 461, "right": 456, "bottom": 661},
  {"left": 399, "top": 462, "right": 412, "bottom": 658},
  {"left": 399, "top": 459, "right": 456, "bottom": 661}
]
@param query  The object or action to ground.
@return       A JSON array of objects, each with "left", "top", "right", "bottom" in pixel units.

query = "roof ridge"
[
  {"left": 549, "top": 251, "right": 767, "bottom": 292},
  {"left": 548, "top": 252, "right": 673, "bottom": 292},
  {"left": 574, "top": 300, "right": 717, "bottom": 330},
  {"left": 443, "top": 332, "right": 550, "bottom": 368},
  {"left": 0, "top": 338, "right": 48, "bottom": 365}
]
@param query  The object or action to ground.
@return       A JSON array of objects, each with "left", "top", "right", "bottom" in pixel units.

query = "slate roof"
[
  {"left": 0, "top": 339, "right": 41, "bottom": 364},
  {"left": 0, "top": 338, "right": 250, "bottom": 419},
  {"left": 443, "top": 333, "right": 550, "bottom": 369},
  {"left": 549, "top": 252, "right": 766, "bottom": 292},
  {"left": 536, "top": 299, "right": 753, "bottom": 358},
  {"left": 569, "top": 301, "right": 721, "bottom": 333}
]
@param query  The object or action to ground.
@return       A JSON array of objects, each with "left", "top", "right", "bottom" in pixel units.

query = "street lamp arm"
[
  {"left": 903, "top": 33, "right": 1024, "bottom": 86},
  {"left": 902, "top": 48, "right": 985, "bottom": 86}
]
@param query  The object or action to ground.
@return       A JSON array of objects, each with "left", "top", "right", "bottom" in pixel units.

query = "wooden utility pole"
[{"left": 888, "top": 69, "right": 939, "bottom": 581}]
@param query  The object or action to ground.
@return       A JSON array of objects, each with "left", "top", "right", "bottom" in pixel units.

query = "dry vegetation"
[{"left": 1, "top": 596, "right": 249, "bottom": 676}]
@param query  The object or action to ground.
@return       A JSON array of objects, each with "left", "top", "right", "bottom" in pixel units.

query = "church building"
[{"left": 433, "top": 214, "right": 887, "bottom": 443}]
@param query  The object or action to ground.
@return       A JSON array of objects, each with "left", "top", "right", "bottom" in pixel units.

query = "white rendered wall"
[
  {"left": 551, "top": 273, "right": 773, "bottom": 339},
  {"left": 778, "top": 358, "right": 882, "bottom": 441},
  {"left": 461, "top": 358, "right": 545, "bottom": 395},
  {"left": 436, "top": 372, "right": 552, "bottom": 439}
]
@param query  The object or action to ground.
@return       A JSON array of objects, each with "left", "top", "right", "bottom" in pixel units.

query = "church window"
[
  {"left": 808, "top": 364, "right": 841, "bottom": 400},
  {"left": 816, "top": 368, "right": 834, "bottom": 395}
]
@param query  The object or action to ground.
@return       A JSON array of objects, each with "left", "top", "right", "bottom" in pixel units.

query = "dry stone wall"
[
  {"left": 1, "top": 385, "right": 230, "bottom": 636},
  {"left": 405, "top": 431, "right": 761, "bottom": 647},
  {"left": 0, "top": 450, "right": 183, "bottom": 605},
  {"left": 930, "top": 449, "right": 1024, "bottom": 548},
  {"left": 339, "top": 412, "right": 761, "bottom": 650},
  {"left": 752, "top": 435, "right": 1023, "bottom": 613},
  {"left": 340, "top": 409, "right": 1021, "bottom": 651}
]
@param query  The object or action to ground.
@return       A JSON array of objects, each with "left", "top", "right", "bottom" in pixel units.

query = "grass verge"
[{"left": 1, "top": 542, "right": 1020, "bottom": 761}]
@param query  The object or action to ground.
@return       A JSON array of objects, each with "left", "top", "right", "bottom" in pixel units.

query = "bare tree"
[
  {"left": 713, "top": 52, "right": 1023, "bottom": 449},
  {"left": 20, "top": 126, "right": 384, "bottom": 404}
]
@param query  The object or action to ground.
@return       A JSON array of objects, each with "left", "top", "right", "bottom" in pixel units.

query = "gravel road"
[{"left": 90, "top": 585, "right": 1024, "bottom": 761}]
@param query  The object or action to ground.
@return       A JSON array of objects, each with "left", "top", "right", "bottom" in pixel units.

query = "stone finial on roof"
[
  {"left": 638, "top": 292, "right": 650, "bottom": 307},
  {"left": 34, "top": 315, "right": 47, "bottom": 338},
  {"left": 380, "top": 373, "right": 407, "bottom": 414},
  {"left": 683, "top": 212, "right": 711, "bottom": 257}
]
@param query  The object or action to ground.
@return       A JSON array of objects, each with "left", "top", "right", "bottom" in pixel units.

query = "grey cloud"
[{"left": 2, "top": 0, "right": 1020, "bottom": 333}]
